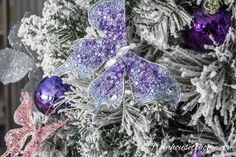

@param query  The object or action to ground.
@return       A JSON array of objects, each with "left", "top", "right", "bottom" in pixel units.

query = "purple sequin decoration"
[
  {"left": 55, "top": 39, "right": 104, "bottom": 78},
  {"left": 56, "top": 0, "right": 181, "bottom": 109},
  {"left": 89, "top": 52, "right": 181, "bottom": 108},
  {"left": 89, "top": 59, "right": 125, "bottom": 108},
  {"left": 55, "top": 0, "right": 127, "bottom": 78},
  {"left": 124, "top": 53, "right": 181, "bottom": 105}
]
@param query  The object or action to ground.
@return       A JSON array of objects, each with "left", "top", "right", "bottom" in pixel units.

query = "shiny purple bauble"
[
  {"left": 191, "top": 146, "right": 202, "bottom": 157},
  {"left": 183, "top": 8, "right": 233, "bottom": 51},
  {"left": 34, "top": 76, "right": 71, "bottom": 114}
]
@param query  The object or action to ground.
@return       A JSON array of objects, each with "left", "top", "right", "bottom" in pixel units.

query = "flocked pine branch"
[
  {"left": 133, "top": 0, "right": 192, "bottom": 49},
  {"left": 57, "top": 77, "right": 177, "bottom": 156},
  {"left": 159, "top": 29, "right": 236, "bottom": 156},
  {"left": 5, "top": 0, "right": 236, "bottom": 156},
  {"left": 18, "top": 0, "right": 89, "bottom": 75}
]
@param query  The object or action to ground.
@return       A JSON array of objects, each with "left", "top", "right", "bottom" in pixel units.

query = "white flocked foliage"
[
  {"left": 133, "top": 0, "right": 192, "bottom": 49},
  {"left": 6, "top": 0, "right": 236, "bottom": 156}
]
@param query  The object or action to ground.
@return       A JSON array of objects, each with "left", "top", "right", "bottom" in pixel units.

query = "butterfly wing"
[
  {"left": 88, "top": 59, "right": 126, "bottom": 109},
  {"left": 124, "top": 52, "right": 181, "bottom": 106},
  {"left": 89, "top": 0, "right": 126, "bottom": 41},
  {"left": 55, "top": 39, "right": 108, "bottom": 78},
  {"left": 55, "top": 0, "right": 127, "bottom": 78},
  {"left": 14, "top": 92, "right": 34, "bottom": 127},
  {"left": 23, "top": 119, "right": 68, "bottom": 157},
  {"left": 1, "top": 129, "right": 32, "bottom": 157},
  {"left": 1, "top": 93, "right": 34, "bottom": 157},
  {"left": 89, "top": 0, "right": 127, "bottom": 50}
]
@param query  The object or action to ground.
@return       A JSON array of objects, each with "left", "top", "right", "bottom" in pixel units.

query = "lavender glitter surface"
[
  {"left": 89, "top": 59, "right": 125, "bottom": 108},
  {"left": 89, "top": 0, "right": 127, "bottom": 51},
  {"left": 55, "top": 0, "right": 127, "bottom": 78},
  {"left": 124, "top": 53, "right": 181, "bottom": 105},
  {"left": 56, "top": 0, "right": 181, "bottom": 109},
  {"left": 184, "top": 8, "right": 233, "bottom": 51},
  {"left": 89, "top": 52, "right": 181, "bottom": 108}
]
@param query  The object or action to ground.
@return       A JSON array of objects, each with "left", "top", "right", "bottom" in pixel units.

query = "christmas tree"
[{"left": 0, "top": 0, "right": 236, "bottom": 156}]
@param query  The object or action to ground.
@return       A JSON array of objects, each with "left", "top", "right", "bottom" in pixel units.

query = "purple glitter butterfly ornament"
[{"left": 55, "top": 0, "right": 181, "bottom": 110}]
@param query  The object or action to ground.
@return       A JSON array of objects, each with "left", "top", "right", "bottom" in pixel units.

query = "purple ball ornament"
[
  {"left": 183, "top": 0, "right": 233, "bottom": 52},
  {"left": 34, "top": 76, "right": 71, "bottom": 114},
  {"left": 191, "top": 144, "right": 202, "bottom": 157}
]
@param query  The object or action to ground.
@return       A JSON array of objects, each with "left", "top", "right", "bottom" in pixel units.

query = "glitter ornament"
[
  {"left": 191, "top": 144, "right": 202, "bottom": 157},
  {"left": 183, "top": 3, "right": 233, "bottom": 51},
  {"left": 34, "top": 76, "right": 71, "bottom": 114},
  {"left": 55, "top": 0, "right": 181, "bottom": 110},
  {"left": 1, "top": 92, "right": 68, "bottom": 157}
]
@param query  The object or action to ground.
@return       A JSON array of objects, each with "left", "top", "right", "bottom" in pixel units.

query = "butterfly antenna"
[
  {"left": 136, "top": 41, "right": 144, "bottom": 49},
  {"left": 129, "top": 41, "right": 144, "bottom": 52}
]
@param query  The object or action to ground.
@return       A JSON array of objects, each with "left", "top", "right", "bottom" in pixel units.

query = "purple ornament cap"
[
  {"left": 191, "top": 145, "right": 202, "bottom": 157},
  {"left": 184, "top": 8, "right": 233, "bottom": 51},
  {"left": 34, "top": 76, "right": 71, "bottom": 114}
]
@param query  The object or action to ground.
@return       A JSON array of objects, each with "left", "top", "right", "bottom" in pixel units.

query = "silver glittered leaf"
[
  {"left": 0, "top": 48, "right": 36, "bottom": 84},
  {"left": 8, "top": 23, "right": 38, "bottom": 60},
  {"left": 22, "top": 68, "right": 43, "bottom": 93},
  {"left": 8, "top": 23, "right": 23, "bottom": 50}
]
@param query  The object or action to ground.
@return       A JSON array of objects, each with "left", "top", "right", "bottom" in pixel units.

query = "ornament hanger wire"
[{"left": 203, "top": 0, "right": 220, "bottom": 14}]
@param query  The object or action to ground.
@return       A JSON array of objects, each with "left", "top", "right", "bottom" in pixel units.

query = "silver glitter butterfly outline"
[{"left": 55, "top": 0, "right": 182, "bottom": 110}]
